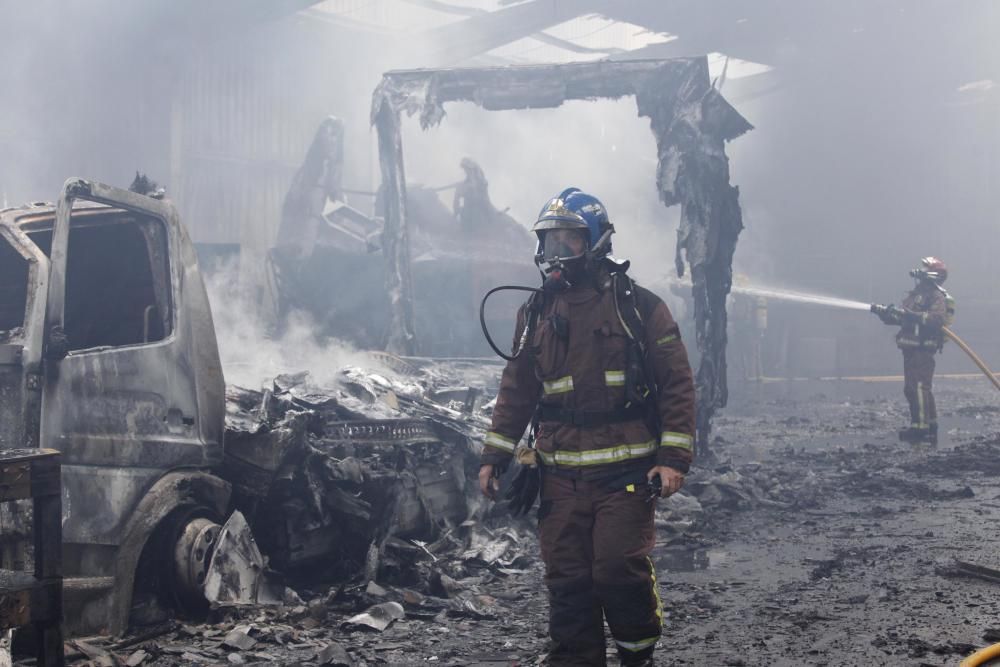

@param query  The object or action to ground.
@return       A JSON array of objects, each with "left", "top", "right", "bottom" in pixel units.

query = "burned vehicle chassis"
[
  {"left": 0, "top": 180, "right": 228, "bottom": 636},
  {"left": 1, "top": 179, "right": 488, "bottom": 639}
]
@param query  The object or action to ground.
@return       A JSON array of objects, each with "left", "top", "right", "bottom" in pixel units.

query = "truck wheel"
[
  {"left": 172, "top": 516, "right": 222, "bottom": 610},
  {"left": 131, "top": 506, "right": 223, "bottom": 623}
]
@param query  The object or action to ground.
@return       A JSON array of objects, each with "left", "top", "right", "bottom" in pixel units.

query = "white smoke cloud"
[{"left": 202, "top": 258, "right": 379, "bottom": 389}]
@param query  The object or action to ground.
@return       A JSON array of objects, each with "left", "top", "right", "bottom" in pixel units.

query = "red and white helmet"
[{"left": 918, "top": 256, "right": 948, "bottom": 284}]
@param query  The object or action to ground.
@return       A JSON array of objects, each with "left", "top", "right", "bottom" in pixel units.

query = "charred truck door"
[
  {"left": 0, "top": 219, "right": 48, "bottom": 450},
  {"left": 0, "top": 179, "right": 230, "bottom": 636}
]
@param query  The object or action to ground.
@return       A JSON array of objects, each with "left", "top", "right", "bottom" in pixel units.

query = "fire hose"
[
  {"left": 961, "top": 642, "right": 1000, "bottom": 667},
  {"left": 872, "top": 305, "right": 1000, "bottom": 393},
  {"left": 943, "top": 326, "right": 1000, "bottom": 393},
  {"left": 938, "top": 329, "right": 1000, "bottom": 667},
  {"left": 940, "top": 329, "right": 1000, "bottom": 666}
]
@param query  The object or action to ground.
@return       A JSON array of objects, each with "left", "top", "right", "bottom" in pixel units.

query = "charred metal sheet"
[
  {"left": 636, "top": 61, "right": 753, "bottom": 457},
  {"left": 372, "top": 95, "right": 417, "bottom": 355},
  {"left": 371, "top": 58, "right": 751, "bottom": 453},
  {"left": 276, "top": 116, "right": 345, "bottom": 255},
  {"left": 203, "top": 511, "right": 283, "bottom": 607},
  {"left": 0, "top": 218, "right": 48, "bottom": 453}
]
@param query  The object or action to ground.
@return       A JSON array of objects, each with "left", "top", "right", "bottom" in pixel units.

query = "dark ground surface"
[{"left": 60, "top": 376, "right": 1000, "bottom": 666}]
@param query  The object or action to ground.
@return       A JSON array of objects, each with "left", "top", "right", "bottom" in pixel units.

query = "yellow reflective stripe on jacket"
[
  {"left": 615, "top": 636, "right": 659, "bottom": 652},
  {"left": 543, "top": 376, "right": 574, "bottom": 395},
  {"left": 537, "top": 440, "right": 656, "bottom": 467},
  {"left": 604, "top": 370, "right": 626, "bottom": 387},
  {"left": 484, "top": 431, "right": 517, "bottom": 453},
  {"left": 656, "top": 333, "right": 678, "bottom": 346},
  {"left": 898, "top": 337, "right": 939, "bottom": 348},
  {"left": 660, "top": 431, "right": 693, "bottom": 450}
]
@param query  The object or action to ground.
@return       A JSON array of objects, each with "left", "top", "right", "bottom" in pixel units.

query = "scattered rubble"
[{"left": 12, "top": 364, "right": 999, "bottom": 665}]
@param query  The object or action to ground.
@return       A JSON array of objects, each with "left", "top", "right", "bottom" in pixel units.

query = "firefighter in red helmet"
[{"left": 872, "top": 257, "right": 956, "bottom": 444}]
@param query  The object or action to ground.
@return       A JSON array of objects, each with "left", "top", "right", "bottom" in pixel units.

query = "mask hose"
[{"left": 480, "top": 285, "right": 544, "bottom": 362}]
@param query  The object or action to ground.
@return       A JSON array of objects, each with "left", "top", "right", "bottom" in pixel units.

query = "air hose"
[
  {"left": 960, "top": 642, "right": 1000, "bottom": 667},
  {"left": 944, "top": 326, "right": 1000, "bottom": 393},
  {"left": 480, "top": 285, "right": 543, "bottom": 362}
]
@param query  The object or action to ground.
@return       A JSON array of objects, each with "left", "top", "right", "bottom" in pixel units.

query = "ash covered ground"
[{"left": 66, "top": 375, "right": 1000, "bottom": 667}]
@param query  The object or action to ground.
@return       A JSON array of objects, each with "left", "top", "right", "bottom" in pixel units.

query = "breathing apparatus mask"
[
  {"left": 536, "top": 229, "right": 589, "bottom": 288},
  {"left": 910, "top": 257, "right": 948, "bottom": 286}
]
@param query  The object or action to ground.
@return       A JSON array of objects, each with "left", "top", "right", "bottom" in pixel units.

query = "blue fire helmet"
[{"left": 532, "top": 188, "right": 612, "bottom": 250}]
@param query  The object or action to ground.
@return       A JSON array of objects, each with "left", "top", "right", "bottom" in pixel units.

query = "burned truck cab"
[{"left": 0, "top": 179, "right": 229, "bottom": 636}]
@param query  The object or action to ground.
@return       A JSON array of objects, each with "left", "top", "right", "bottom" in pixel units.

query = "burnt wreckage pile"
[
  {"left": 217, "top": 355, "right": 807, "bottom": 595},
  {"left": 371, "top": 57, "right": 752, "bottom": 453},
  {"left": 217, "top": 352, "right": 794, "bottom": 587},
  {"left": 220, "top": 358, "right": 504, "bottom": 587}
]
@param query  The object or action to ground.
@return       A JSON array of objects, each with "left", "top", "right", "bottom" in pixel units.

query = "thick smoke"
[
  {"left": 203, "top": 258, "right": 379, "bottom": 389},
  {"left": 2, "top": 2, "right": 997, "bottom": 375},
  {"left": 401, "top": 98, "right": 685, "bottom": 310}
]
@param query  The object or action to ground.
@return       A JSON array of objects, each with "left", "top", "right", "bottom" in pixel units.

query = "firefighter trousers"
[
  {"left": 538, "top": 472, "right": 662, "bottom": 666},
  {"left": 902, "top": 348, "right": 936, "bottom": 428}
]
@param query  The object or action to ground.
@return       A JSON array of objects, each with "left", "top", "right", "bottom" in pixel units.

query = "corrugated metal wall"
[{"left": 170, "top": 47, "right": 308, "bottom": 254}]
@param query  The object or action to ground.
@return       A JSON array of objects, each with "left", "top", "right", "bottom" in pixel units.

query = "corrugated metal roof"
[
  {"left": 304, "top": 2, "right": 771, "bottom": 77},
  {"left": 489, "top": 13, "right": 676, "bottom": 64}
]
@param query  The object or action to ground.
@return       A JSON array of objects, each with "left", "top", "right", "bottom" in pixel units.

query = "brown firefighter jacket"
[
  {"left": 896, "top": 283, "right": 954, "bottom": 351},
  {"left": 481, "top": 272, "right": 696, "bottom": 476}
]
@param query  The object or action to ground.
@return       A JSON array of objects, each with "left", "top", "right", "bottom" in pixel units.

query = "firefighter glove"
[
  {"left": 871, "top": 304, "right": 903, "bottom": 325},
  {"left": 505, "top": 447, "right": 540, "bottom": 516}
]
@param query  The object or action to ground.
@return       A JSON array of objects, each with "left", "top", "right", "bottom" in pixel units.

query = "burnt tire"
[{"left": 130, "top": 505, "right": 223, "bottom": 628}]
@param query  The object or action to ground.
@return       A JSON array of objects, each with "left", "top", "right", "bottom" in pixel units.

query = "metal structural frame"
[{"left": 371, "top": 57, "right": 751, "bottom": 453}]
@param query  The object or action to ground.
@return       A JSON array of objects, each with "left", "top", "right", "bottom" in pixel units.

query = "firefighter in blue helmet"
[{"left": 480, "top": 188, "right": 697, "bottom": 666}]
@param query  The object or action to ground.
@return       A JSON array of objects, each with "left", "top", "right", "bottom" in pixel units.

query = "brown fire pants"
[
  {"left": 538, "top": 471, "right": 661, "bottom": 666},
  {"left": 902, "top": 348, "right": 936, "bottom": 428}
]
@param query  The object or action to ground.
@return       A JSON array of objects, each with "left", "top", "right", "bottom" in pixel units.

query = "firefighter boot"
[
  {"left": 928, "top": 422, "right": 939, "bottom": 445},
  {"left": 898, "top": 426, "right": 931, "bottom": 443},
  {"left": 618, "top": 649, "right": 655, "bottom": 667}
]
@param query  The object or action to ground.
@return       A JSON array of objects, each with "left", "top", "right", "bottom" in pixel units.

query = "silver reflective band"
[
  {"left": 543, "top": 376, "right": 575, "bottom": 395},
  {"left": 484, "top": 431, "right": 517, "bottom": 452},
  {"left": 615, "top": 636, "right": 659, "bottom": 652},
  {"left": 537, "top": 441, "right": 656, "bottom": 467},
  {"left": 917, "top": 382, "right": 925, "bottom": 426},
  {"left": 605, "top": 370, "right": 625, "bottom": 386},
  {"left": 660, "top": 432, "right": 693, "bottom": 450}
]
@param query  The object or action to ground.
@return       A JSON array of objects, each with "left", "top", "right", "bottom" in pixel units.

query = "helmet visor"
[{"left": 542, "top": 229, "right": 589, "bottom": 262}]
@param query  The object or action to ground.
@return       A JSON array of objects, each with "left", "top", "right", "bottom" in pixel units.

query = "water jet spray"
[{"left": 664, "top": 275, "right": 1000, "bottom": 394}]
